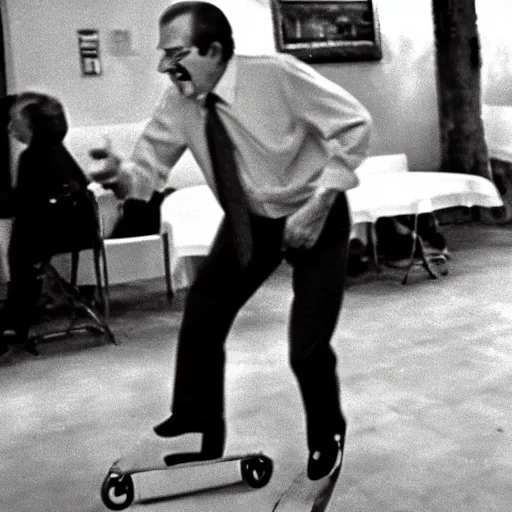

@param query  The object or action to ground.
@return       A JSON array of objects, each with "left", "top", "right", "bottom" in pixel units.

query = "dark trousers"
[{"left": 171, "top": 193, "right": 351, "bottom": 449}]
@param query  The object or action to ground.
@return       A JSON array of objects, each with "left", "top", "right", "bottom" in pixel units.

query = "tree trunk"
[{"left": 432, "top": 0, "right": 490, "bottom": 178}]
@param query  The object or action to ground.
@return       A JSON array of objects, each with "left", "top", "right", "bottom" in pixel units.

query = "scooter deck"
[
  {"left": 110, "top": 451, "right": 262, "bottom": 476},
  {"left": 272, "top": 466, "right": 340, "bottom": 512},
  {"left": 132, "top": 454, "right": 251, "bottom": 502}
]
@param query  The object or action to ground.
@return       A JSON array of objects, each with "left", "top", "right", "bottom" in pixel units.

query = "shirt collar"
[{"left": 203, "top": 56, "right": 237, "bottom": 106}]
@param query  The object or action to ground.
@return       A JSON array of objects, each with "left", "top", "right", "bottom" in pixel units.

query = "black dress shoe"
[
  {"left": 307, "top": 435, "right": 343, "bottom": 481},
  {"left": 154, "top": 415, "right": 226, "bottom": 460}
]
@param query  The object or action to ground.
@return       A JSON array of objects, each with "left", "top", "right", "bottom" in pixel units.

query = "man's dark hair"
[
  {"left": 160, "top": 1, "right": 235, "bottom": 61},
  {"left": 17, "top": 92, "right": 68, "bottom": 144}
]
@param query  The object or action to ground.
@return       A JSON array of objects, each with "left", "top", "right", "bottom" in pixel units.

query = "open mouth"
[{"left": 170, "top": 65, "right": 191, "bottom": 81}]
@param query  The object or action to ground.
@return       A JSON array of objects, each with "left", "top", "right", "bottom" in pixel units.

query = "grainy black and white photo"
[{"left": 1, "top": 0, "right": 511, "bottom": 511}]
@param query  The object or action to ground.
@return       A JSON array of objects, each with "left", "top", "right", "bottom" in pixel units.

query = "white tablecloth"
[
  {"left": 0, "top": 172, "right": 503, "bottom": 289},
  {"left": 161, "top": 172, "right": 503, "bottom": 291},
  {"left": 347, "top": 172, "right": 502, "bottom": 222}
]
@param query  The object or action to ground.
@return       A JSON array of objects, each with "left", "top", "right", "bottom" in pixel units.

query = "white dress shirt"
[{"left": 126, "top": 53, "right": 372, "bottom": 217}]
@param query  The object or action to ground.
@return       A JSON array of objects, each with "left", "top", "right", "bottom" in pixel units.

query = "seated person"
[{"left": 0, "top": 91, "right": 90, "bottom": 360}]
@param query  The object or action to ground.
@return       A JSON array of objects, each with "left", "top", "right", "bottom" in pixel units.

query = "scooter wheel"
[
  {"left": 101, "top": 472, "right": 134, "bottom": 510},
  {"left": 241, "top": 455, "right": 273, "bottom": 488}
]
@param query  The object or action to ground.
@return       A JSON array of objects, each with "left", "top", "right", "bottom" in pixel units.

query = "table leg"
[
  {"left": 366, "top": 222, "right": 382, "bottom": 274},
  {"left": 402, "top": 214, "right": 439, "bottom": 284}
]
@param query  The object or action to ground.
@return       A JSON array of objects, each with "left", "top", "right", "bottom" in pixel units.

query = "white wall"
[
  {"left": 2, "top": 0, "right": 442, "bottom": 170},
  {"left": 476, "top": 0, "right": 512, "bottom": 106}
]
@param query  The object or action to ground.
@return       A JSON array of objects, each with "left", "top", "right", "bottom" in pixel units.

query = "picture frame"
[{"left": 270, "top": 0, "right": 382, "bottom": 63}]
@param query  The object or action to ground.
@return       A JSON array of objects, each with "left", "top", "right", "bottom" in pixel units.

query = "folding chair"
[{"left": 27, "top": 188, "right": 115, "bottom": 354}]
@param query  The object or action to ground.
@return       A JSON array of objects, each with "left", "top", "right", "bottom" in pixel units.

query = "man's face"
[
  {"left": 8, "top": 101, "right": 32, "bottom": 145},
  {"left": 157, "top": 14, "right": 221, "bottom": 98}
]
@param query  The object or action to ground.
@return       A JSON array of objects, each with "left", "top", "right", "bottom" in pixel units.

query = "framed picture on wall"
[{"left": 270, "top": 0, "right": 382, "bottom": 63}]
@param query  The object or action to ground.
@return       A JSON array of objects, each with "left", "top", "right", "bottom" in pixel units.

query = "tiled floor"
[{"left": 1, "top": 223, "right": 512, "bottom": 512}]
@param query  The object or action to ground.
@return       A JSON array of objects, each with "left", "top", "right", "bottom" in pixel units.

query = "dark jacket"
[{"left": 0, "top": 141, "right": 90, "bottom": 272}]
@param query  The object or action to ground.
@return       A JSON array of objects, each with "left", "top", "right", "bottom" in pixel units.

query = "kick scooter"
[{"left": 101, "top": 437, "right": 273, "bottom": 510}]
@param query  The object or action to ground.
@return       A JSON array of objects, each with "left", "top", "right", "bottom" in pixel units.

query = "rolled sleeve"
[{"left": 126, "top": 90, "right": 188, "bottom": 200}]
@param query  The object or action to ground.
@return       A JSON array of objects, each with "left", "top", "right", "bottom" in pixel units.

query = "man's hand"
[
  {"left": 283, "top": 188, "right": 338, "bottom": 250},
  {"left": 88, "top": 145, "right": 131, "bottom": 199}
]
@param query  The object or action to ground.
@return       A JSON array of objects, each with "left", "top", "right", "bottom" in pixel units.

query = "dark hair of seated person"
[{"left": 17, "top": 91, "right": 69, "bottom": 145}]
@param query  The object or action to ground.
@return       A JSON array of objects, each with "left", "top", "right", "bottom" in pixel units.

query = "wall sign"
[
  {"left": 77, "top": 29, "right": 102, "bottom": 76},
  {"left": 108, "top": 29, "right": 136, "bottom": 56}
]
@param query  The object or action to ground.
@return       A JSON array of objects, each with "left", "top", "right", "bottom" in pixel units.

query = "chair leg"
[
  {"left": 71, "top": 251, "right": 79, "bottom": 288},
  {"left": 161, "top": 232, "right": 174, "bottom": 300},
  {"left": 94, "top": 243, "right": 116, "bottom": 345},
  {"left": 100, "top": 243, "right": 110, "bottom": 319},
  {"left": 28, "top": 263, "right": 114, "bottom": 349},
  {"left": 416, "top": 234, "right": 441, "bottom": 281},
  {"left": 94, "top": 245, "right": 107, "bottom": 315},
  {"left": 68, "top": 252, "right": 82, "bottom": 334}
]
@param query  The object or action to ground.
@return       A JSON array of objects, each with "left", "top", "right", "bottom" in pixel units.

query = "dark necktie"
[{"left": 205, "top": 92, "right": 253, "bottom": 267}]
